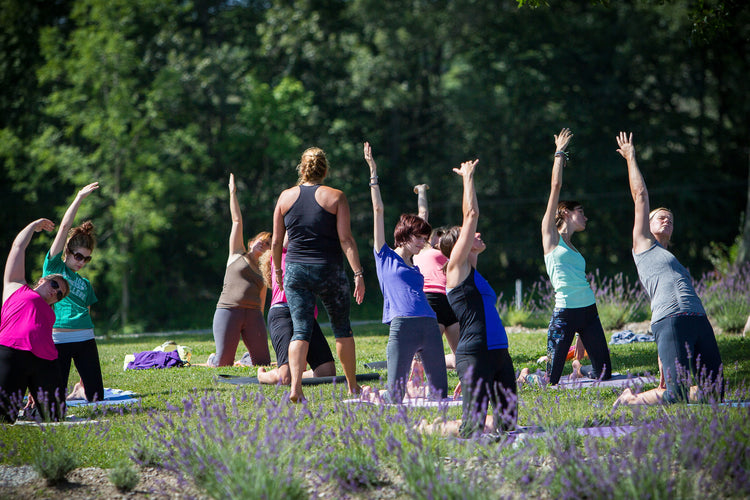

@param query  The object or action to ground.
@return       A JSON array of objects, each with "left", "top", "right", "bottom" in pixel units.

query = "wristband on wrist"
[
  {"left": 554, "top": 150, "right": 569, "bottom": 164},
  {"left": 353, "top": 270, "right": 364, "bottom": 278}
]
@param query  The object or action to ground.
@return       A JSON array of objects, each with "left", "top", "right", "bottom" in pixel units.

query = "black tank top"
[{"left": 284, "top": 185, "right": 343, "bottom": 265}]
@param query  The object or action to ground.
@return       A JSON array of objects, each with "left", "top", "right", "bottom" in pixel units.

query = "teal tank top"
[{"left": 543, "top": 238, "right": 596, "bottom": 309}]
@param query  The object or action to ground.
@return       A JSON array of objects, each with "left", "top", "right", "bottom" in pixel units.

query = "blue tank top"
[
  {"left": 284, "top": 185, "right": 343, "bottom": 265},
  {"left": 447, "top": 268, "right": 508, "bottom": 355},
  {"left": 543, "top": 238, "right": 596, "bottom": 309}
]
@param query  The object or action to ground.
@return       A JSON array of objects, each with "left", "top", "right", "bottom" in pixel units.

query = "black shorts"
[
  {"left": 425, "top": 292, "right": 458, "bottom": 327},
  {"left": 268, "top": 305, "right": 334, "bottom": 370}
]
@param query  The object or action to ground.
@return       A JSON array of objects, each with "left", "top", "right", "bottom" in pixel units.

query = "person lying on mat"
[
  {"left": 613, "top": 132, "right": 723, "bottom": 405},
  {"left": 256, "top": 242, "right": 336, "bottom": 385},
  {"left": 360, "top": 142, "right": 447, "bottom": 403}
]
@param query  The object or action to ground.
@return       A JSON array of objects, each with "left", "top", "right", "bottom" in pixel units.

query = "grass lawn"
[{"left": 2, "top": 323, "right": 749, "bottom": 499}]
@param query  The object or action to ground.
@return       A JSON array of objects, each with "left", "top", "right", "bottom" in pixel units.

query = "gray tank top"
[{"left": 632, "top": 242, "right": 705, "bottom": 324}]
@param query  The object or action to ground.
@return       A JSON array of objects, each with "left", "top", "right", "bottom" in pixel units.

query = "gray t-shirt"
[{"left": 633, "top": 242, "right": 705, "bottom": 324}]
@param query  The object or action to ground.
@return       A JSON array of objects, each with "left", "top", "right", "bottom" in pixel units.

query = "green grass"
[{"left": 2, "top": 324, "right": 750, "bottom": 497}]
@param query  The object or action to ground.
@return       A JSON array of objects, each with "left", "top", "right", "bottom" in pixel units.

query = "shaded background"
[{"left": 1, "top": 0, "right": 748, "bottom": 333}]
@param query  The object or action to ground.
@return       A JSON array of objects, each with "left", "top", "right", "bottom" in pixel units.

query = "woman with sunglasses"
[
  {"left": 0, "top": 218, "right": 70, "bottom": 422},
  {"left": 43, "top": 182, "right": 103, "bottom": 402}
]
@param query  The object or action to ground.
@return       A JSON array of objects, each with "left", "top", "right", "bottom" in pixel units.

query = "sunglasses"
[
  {"left": 71, "top": 252, "right": 92, "bottom": 263},
  {"left": 49, "top": 279, "right": 63, "bottom": 302}
]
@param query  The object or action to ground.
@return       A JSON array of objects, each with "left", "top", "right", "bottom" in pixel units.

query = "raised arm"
[
  {"left": 4, "top": 219, "right": 56, "bottom": 303},
  {"left": 414, "top": 184, "right": 430, "bottom": 221},
  {"left": 364, "top": 142, "right": 386, "bottom": 251},
  {"left": 335, "top": 192, "right": 365, "bottom": 304},
  {"left": 227, "top": 173, "right": 246, "bottom": 260},
  {"left": 616, "top": 132, "right": 653, "bottom": 253},
  {"left": 541, "top": 128, "right": 572, "bottom": 254},
  {"left": 446, "top": 159, "right": 479, "bottom": 287},
  {"left": 49, "top": 182, "right": 99, "bottom": 258}
]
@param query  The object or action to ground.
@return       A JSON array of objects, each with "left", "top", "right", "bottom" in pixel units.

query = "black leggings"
[
  {"left": 546, "top": 304, "right": 612, "bottom": 384},
  {"left": 455, "top": 348, "right": 517, "bottom": 437},
  {"left": 0, "top": 345, "right": 65, "bottom": 422},
  {"left": 56, "top": 339, "right": 104, "bottom": 402}
]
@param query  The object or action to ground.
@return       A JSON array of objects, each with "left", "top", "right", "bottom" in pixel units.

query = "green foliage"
[
  {"left": 32, "top": 431, "right": 78, "bottom": 485},
  {"left": 108, "top": 460, "right": 140, "bottom": 492}
]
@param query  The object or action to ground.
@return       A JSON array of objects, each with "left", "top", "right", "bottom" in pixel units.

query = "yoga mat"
[
  {"left": 343, "top": 397, "right": 462, "bottom": 407},
  {"left": 555, "top": 373, "right": 656, "bottom": 389},
  {"left": 687, "top": 400, "right": 750, "bottom": 408},
  {"left": 509, "top": 425, "right": 639, "bottom": 446},
  {"left": 12, "top": 415, "right": 103, "bottom": 427},
  {"left": 66, "top": 388, "right": 140, "bottom": 407},
  {"left": 364, "top": 360, "right": 388, "bottom": 370},
  {"left": 217, "top": 372, "right": 381, "bottom": 386}
]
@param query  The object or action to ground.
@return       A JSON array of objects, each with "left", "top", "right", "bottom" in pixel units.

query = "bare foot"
[
  {"left": 289, "top": 390, "right": 306, "bottom": 403},
  {"left": 360, "top": 386, "right": 386, "bottom": 403},
  {"left": 613, "top": 388, "right": 635, "bottom": 407},
  {"left": 348, "top": 383, "right": 362, "bottom": 396},
  {"left": 569, "top": 360, "right": 583, "bottom": 380},
  {"left": 452, "top": 381, "right": 462, "bottom": 400},
  {"left": 517, "top": 367, "right": 530, "bottom": 384},
  {"left": 66, "top": 381, "right": 87, "bottom": 401}
]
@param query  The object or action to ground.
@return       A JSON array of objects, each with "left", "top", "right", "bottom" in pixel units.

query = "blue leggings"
[
  {"left": 284, "top": 262, "right": 353, "bottom": 342},
  {"left": 653, "top": 313, "right": 723, "bottom": 403},
  {"left": 546, "top": 304, "right": 612, "bottom": 384}
]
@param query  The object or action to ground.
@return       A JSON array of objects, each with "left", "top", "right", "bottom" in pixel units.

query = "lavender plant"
[
  {"left": 589, "top": 270, "right": 649, "bottom": 330},
  {"left": 695, "top": 263, "right": 750, "bottom": 333}
]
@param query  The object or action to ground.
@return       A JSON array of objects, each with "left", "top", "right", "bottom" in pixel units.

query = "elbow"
[{"left": 465, "top": 207, "right": 479, "bottom": 221}]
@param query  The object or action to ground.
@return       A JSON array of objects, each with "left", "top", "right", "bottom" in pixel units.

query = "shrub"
[
  {"left": 696, "top": 263, "right": 750, "bottom": 333},
  {"left": 109, "top": 460, "right": 140, "bottom": 492},
  {"left": 32, "top": 435, "right": 78, "bottom": 486}
]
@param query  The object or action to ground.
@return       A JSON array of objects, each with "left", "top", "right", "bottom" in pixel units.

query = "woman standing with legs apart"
[
  {"left": 272, "top": 147, "right": 365, "bottom": 402},
  {"left": 0, "top": 219, "right": 70, "bottom": 422},
  {"left": 536, "top": 129, "right": 612, "bottom": 385},
  {"left": 43, "top": 182, "right": 105, "bottom": 402},
  {"left": 209, "top": 173, "right": 271, "bottom": 367},
  {"left": 439, "top": 158, "right": 517, "bottom": 437},
  {"left": 614, "top": 132, "right": 723, "bottom": 405},
  {"left": 361, "top": 142, "right": 447, "bottom": 402}
]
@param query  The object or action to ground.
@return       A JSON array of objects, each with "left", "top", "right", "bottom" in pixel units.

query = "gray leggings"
[
  {"left": 212, "top": 307, "right": 270, "bottom": 366},
  {"left": 386, "top": 316, "right": 448, "bottom": 402}
]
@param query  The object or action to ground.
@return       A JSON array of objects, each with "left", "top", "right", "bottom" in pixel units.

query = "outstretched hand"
[
  {"left": 453, "top": 159, "right": 479, "bottom": 178},
  {"left": 78, "top": 182, "right": 100, "bottom": 199},
  {"left": 33, "top": 218, "right": 55, "bottom": 233},
  {"left": 554, "top": 128, "right": 573, "bottom": 152},
  {"left": 616, "top": 131, "right": 635, "bottom": 160},
  {"left": 413, "top": 183, "right": 430, "bottom": 194},
  {"left": 363, "top": 141, "right": 377, "bottom": 173},
  {"left": 229, "top": 173, "right": 236, "bottom": 193}
]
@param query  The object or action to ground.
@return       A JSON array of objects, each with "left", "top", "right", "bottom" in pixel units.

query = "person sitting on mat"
[
  {"left": 421, "top": 157, "right": 517, "bottom": 437},
  {"left": 0, "top": 219, "right": 70, "bottom": 422},
  {"left": 359, "top": 142, "right": 447, "bottom": 403},
  {"left": 613, "top": 131, "right": 723, "bottom": 405},
  {"left": 209, "top": 173, "right": 272, "bottom": 367},
  {"left": 536, "top": 128, "right": 613, "bottom": 386},
  {"left": 256, "top": 241, "right": 336, "bottom": 384},
  {"left": 413, "top": 184, "right": 459, "bottom": 369}
]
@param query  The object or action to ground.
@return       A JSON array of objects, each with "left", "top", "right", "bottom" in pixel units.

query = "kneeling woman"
[
  {"left": 257, "top": 245, "right": 336, "bottom": 384},
  {"left": 0, "top": 219, "right": 70, "bottom": 422},
  {"left": 440, "top": 159, "right": 517, "bottom": 437},
  {"left": 363, "top": 142, "right": 448, "bottom": 402}
]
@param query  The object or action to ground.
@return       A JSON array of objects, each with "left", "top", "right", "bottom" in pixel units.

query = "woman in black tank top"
[{"left": 271, "top": 147, "right": 366, "bottom": 403}]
